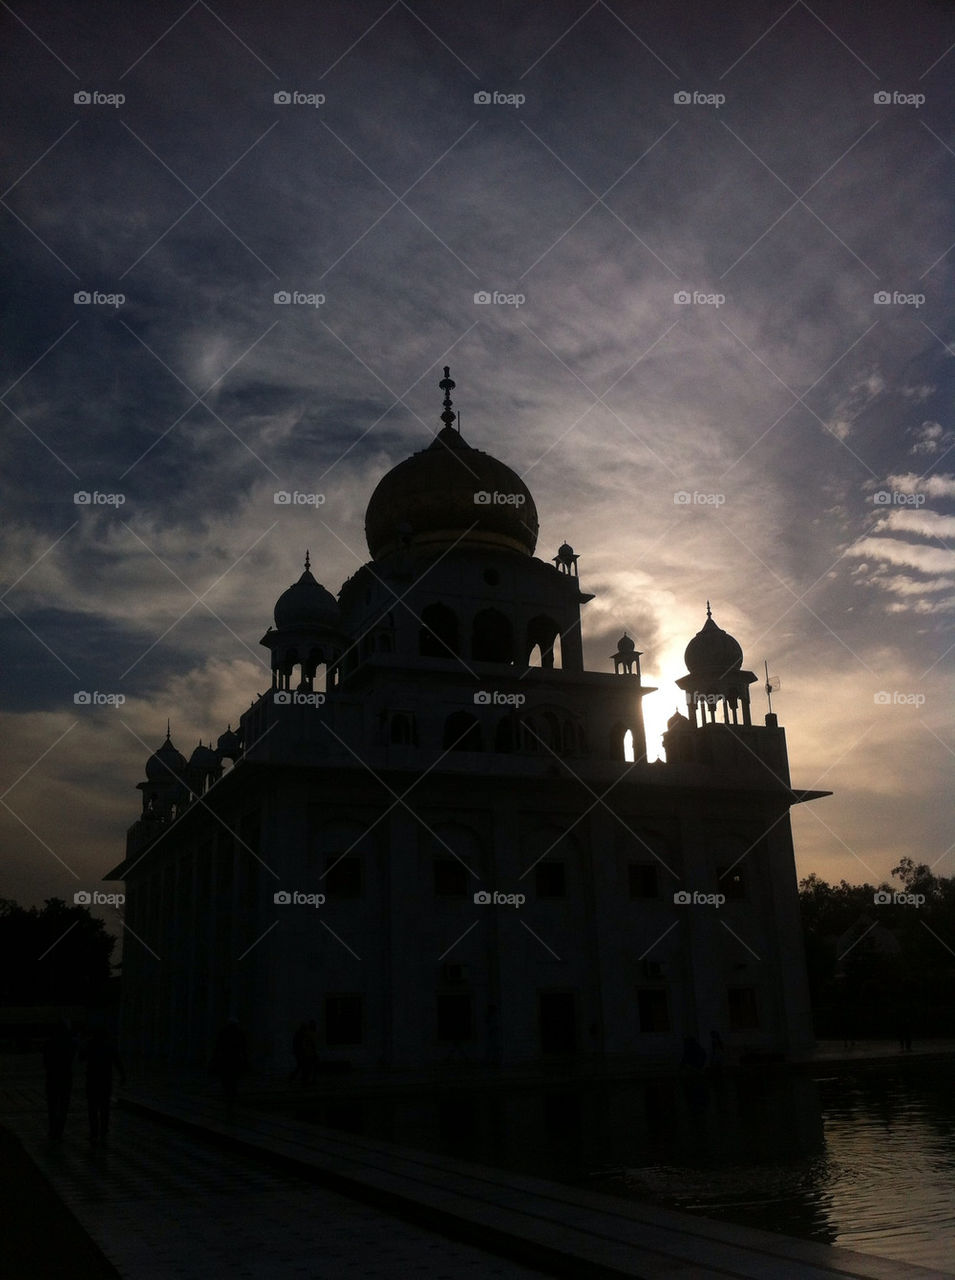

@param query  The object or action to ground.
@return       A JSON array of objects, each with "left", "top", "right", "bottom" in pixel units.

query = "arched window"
[
  {"left": 526, "top": 615, "right": 560, "bottom": 669},
  {"left": 472, "top": 608, "right": 513, "bottom": 663},
  {"left": 609, "top": 722, "right": 628, "bottom": 762},
  {"left": 444, "top": 711, "right": 482, "bottom": 751},
  {"left": 420, "top": 603, "right": 459, "bottom": 658}
]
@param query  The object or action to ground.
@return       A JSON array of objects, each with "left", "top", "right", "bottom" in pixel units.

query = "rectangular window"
[
  {"left": 637, "top": 987, "right": 670, "bottom": 1033},
  {"left": 325, "top": 994, "right": 362, "bottom": 1046},
  {"left": 629, "top": 864, "right": 659, "bottom": 898},
  {"left": 717, "top": 865, "right": 746, "bottom": 899},
  {"left": 324, "top": 856, "right": 362, "bottom": 897},
  {"left": 433, "top": 858, "right": 469, "bottom": 896},
  {"left": 535, "top": 861, "right": 566, "bottom": 898},
  {"left": 728, "top": 987, "right": 759, "bottom": 1030},
  {"left": 436, "top": 991, "right": 473, "bottom": 1042}
]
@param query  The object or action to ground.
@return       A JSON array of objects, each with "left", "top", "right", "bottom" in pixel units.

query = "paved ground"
[{"left": 0, "top": 1062, "right": 553, "bottom": 1280}]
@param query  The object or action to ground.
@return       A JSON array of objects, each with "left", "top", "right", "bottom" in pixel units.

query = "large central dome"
[{"left": 364, "top": 368, "right": 539, "bottom": 561}]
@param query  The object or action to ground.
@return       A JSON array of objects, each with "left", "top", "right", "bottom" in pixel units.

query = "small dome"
[
  {"left": 667, "top": 709, "right": 691, "bottom": 730},
  {"left": 557, "top": 542, "right": 574, "bottom": 559},
  {"left": 616, "top": 633, "right": 636, "bottom": 653},
  {"left": 274, "top": 554, "right": 341, "bottom": 631},
  {"left": 217, "top": 726, "right": 241, "bottom": 758},
  {"left": 145, "top": 731, "right": 187, "bottom": 781},
  {"left": 684, "top": 605, "right": 743, "bottom": 676},
  {"left": 189, "top": 742, "right": 219, "bottom": 771}
]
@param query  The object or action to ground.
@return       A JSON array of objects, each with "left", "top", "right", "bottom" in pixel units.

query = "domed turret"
[
  {"left": 145, "top": 728, "right": 187, "bottom": 781},
  {"left": 684, "top": 603, "right": 743, "bottom": 676},
  {"left": 216, "top": 725, "right": 241, "bottom": 760},
  {"left": 273, "top": 552, "right": 341, "bottom": 631},
  {"left": 364, "top": 367, "right": 539, "bottom": 561}
]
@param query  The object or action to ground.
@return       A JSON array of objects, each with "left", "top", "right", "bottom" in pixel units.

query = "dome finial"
[
  {"left": 304, "top": 548, "right": 310, "bottom": 573},
  {"left": 706, "top": 600, "right": 712, "bottom": 619},
  {"left": 166, "top": 718, "right": 171, "bottom": 740},
  {"left": 439, "top": 365, "right": 457, "bottom": 430}
]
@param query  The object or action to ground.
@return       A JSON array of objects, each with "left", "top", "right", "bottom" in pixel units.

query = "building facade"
[{"left": 106, "top": 368, "right": 824, "bottom": 1071}]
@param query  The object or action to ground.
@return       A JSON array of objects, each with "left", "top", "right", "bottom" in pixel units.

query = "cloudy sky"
[{"left": 2, "top": 0, "right": 952, "bottom": 914}]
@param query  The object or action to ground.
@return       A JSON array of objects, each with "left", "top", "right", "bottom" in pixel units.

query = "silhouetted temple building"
[{"left": 106, "top": 369, "right": 826, "bottom": 1071}]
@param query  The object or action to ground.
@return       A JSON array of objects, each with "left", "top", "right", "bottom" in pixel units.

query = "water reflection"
[{"left": 300, "top": 1059, "right": 955, "bottom": 1272}]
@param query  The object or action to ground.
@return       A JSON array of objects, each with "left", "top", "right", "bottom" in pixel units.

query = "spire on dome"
[
  {"left": 706, "top": 600, "right": 712, "bottom": 619},
  {"left": 438, "top": 366, "right": 457, "bottom": 431},
  {"left": 304, "top": 549, "right": 310, "bottom": 573}
]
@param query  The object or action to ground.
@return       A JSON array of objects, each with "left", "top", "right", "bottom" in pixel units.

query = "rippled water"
[{"left": 309, "top": 1057, "right": 955, "bottom": 1273}]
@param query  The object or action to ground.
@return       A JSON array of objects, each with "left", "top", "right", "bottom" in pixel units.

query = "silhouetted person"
[
  {"left": 211, "top": 1018, "right": 247, "bottom": 1113},
  {"left": 83, "top": 1026, "right": 125, "bottom": 1144},
  {"left": 42, "top": 1019, "right": 75, "bottom": 1141},
  {"left": 680, "top": 1035, "right": 707, "bottom": 1070},
  {"left": 300, "top": 1019, "right": 319, "bottom": 1086},
  {"left": 289, "top": 1021, "right": 307, "bottom": 1083}
]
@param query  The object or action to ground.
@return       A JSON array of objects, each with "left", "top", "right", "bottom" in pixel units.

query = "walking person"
[
  {"left": 42, "top": 1018, "right": 75, "bottom": 1141},
  {"left": 210, "top": 1018, "right": 247, "bottom": 1115},
  {"left": 83, "top": 1025, "right": 126, "bottom": 1145}
]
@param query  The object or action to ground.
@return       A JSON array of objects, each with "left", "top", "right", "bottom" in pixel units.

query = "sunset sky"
[{"left": 2, "top": 0, "right": 952, "bottom": 912}]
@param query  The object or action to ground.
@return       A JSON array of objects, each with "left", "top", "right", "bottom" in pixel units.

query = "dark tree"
[{"left": 0, "top": 898, "right": 117, "bottom": 1006}]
